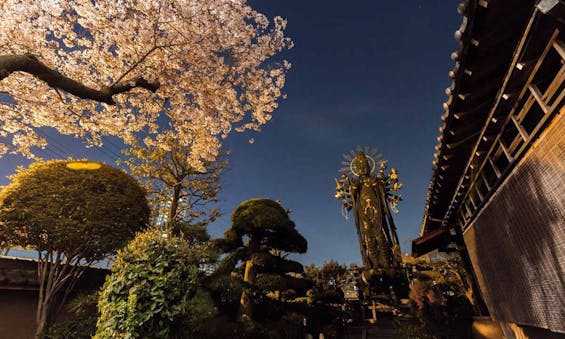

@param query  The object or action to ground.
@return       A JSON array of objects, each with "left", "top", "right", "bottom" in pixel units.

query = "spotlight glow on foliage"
[{"left": 66, "top": 161, "right": 102, "bottom": 170}]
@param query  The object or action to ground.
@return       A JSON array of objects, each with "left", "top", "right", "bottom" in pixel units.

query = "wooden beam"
[
  {"left": 481, "top": 172, "right": 491, "bottom": 190},
  {"left": 488, "top": 157, "right": 501, "bottom": 178},
  {"left": 499, "top": 140, "right": 513, "bottom": 162},
  {"left": 554, "top": 39, "right": 565, "bottom": 59},
  {"left": 529, "top": 84, "right": 549, "bottom": 113},
  {"left": 511, "top": 116, "right": 529, "bottom": 141}
]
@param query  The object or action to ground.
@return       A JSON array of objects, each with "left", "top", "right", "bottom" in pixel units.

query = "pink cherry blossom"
[{"left": 0, "top": 0, "right": 292, "bottom": 170}]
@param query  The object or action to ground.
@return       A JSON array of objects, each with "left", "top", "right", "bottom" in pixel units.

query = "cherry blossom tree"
[{"left": 0, "top": 0, "right": 292, "bottom": 169}]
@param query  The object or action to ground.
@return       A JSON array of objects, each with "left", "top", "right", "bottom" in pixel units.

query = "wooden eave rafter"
[
  {"left": 420, "top": 0, "right": 538, "bottom": 237},
  {"left": 412, "top": 228, "right": 451, "bottom": 258}
]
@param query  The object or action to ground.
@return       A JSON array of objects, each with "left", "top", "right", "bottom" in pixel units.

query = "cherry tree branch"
[
  {"left": 0, "top": 54, "right": 160, "bottom": 105},
  {"left": 112, "top": 45, "right": 159, "bottom": 86}
]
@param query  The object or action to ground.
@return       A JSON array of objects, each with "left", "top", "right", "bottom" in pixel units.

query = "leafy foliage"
[
  {"left": 95, "top": 229, "right": 209, "bottom": 339},
  {"left": 0, "top": 159, "right": 150, "bottom": 336},
  {"left": 46, "top": 292, "right": 99, "bottom": 339},
  {"left": 120, "top": 135, "right": 227, "bottom": 228},
  {"left": 408, "top": 255, "right": 474, "bottom": 334},
  {"left": 0, "top": 160, "right": 149, "bottom": 256},
  {"left": 186, "top": 288, "right": 218, "bottom": 327},
  {"left": 305, "top": 260, "right": 347, "bottom": 292},
  {"left": 303, "top": 261, "right": 348, "bottom": 336},
  {"left": 208, "top": 275, "right": 246, "bottom": 319}
]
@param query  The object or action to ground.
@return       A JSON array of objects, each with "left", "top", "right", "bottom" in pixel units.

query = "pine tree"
[{"left": 214, "top": 198, "right": 310, "bottom": 322}]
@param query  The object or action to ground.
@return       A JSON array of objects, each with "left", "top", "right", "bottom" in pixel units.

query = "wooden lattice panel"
[{"left": 464, "top": 113, "right": 565, "bottom": 333}]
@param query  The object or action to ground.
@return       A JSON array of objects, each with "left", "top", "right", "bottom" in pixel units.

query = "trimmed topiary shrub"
[{"left": 0, "top": 159, "right": 150, "bottom": 336}]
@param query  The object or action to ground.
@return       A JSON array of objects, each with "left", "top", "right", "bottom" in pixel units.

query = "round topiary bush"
[
  {"left": 0, "top": 159, "right": 150, "bottom": 336},
  {"left": 0, "top": 159, "right": 150, "bottom": 259}
]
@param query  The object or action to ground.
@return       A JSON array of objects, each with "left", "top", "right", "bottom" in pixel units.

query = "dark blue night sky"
[{"left": 0, "top": 1, "right": 462, "bottom": 266}]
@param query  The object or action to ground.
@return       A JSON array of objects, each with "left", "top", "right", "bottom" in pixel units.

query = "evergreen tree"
[{"left": 214, "top": 198, "right": 310, "bottom": 323}]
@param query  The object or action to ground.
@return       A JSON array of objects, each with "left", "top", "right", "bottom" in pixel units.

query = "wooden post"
[
  {"left": 453, "top": 226, "right": 490, "bottom": 316},
  {"left": 368, "top": 300, "right": 378, "bottom": 324}
]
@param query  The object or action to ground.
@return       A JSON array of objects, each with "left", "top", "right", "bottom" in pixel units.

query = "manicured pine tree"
[{"left": 214, "top": 198, "right": 310, "bottom": 322}]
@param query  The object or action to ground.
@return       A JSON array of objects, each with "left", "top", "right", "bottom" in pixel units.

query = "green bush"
[
  {"left": 409, "top": 278, "right": 473, "bottom": 334},
  {"left": 181, "top": 288, "right": 218, "bottom": 336},
  {"left": 95, "top": 229, "right": 199, "bottom": 339},
  {"left": 209, "top": 275, "right": 246, "bottom": 318},
  {"left": 46, "top": 292, "right": 100, "bottom": 339}
]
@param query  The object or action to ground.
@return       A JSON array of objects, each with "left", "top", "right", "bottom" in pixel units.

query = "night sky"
[{"left": 0, "top": 1, "right": 462, "bottom": 266}]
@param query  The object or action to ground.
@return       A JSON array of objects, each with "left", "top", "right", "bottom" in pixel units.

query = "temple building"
[{"left": 412, "top": 0, "right": 564, "bottom": 338}]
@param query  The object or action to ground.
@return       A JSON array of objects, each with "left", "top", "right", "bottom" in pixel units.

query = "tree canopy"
[
  {"left": 0, "top": 159, "right": 150, "bottom": 257},
  {"left": 302, "top": 261, "right": 348, "bottom": 335},
  {"left": 120, "top": 134, "right": 227, "bottom": 228},
  {"left": 306, "top": 260, "right": 347, "bottom": 291},
  {"left": 0, "top": 1, "right": 291, "bottom": 169},
  {"left": 0, "top": 159, "right": 150, "bottom": 336}
]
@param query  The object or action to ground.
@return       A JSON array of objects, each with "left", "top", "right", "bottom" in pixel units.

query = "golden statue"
[{"left": 335, "top": 147, "right": 402, "bottom": 287}]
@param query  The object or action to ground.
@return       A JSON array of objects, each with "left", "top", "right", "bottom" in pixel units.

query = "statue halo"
[{"left": 350, "top": 154, "right": 376, "bottom": 177}]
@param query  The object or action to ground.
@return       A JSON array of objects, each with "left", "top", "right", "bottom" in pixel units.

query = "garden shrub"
[{"left": 95, "top": 229, "right": 199, "bottom": 338}]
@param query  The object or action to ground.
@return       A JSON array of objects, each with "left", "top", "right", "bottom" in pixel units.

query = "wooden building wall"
[
  {"left": 464, "top": 113, "right": 565, "bottom": 335},
  {"left": 0, "top": 257, "right": 108, "bottom": 338},
  {"left": 0, "top": 290, "right": 37, "bottom": 339}
]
